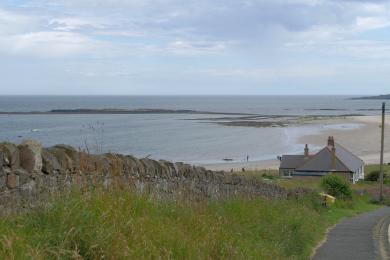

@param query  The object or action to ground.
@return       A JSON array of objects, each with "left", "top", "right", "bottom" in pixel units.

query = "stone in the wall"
[
  {"left": 19, "top": 180, "right": 37, "bottom": 198},
  {"left": 0, "top": 140, "right": 291, "bottom": 208},
  {"left": 0, "top": 171, "right": 5, "bottom": 190},
  {"left": 13, "top": 169, "right": 30, "bottom": 186},
  {"left": 0, "top": 142, "right": 20, "bottom": 169},
  {"left": 7, "top": 173, "right": 19, "bottom": 189},
  {"left": 18, "top": 140, "right": 43, "bottom": 173},
  {"left": 53, "top": 144, "right": 80, "bottom": 169},
  {"left": 0, "top": 149, "right": 3, "bottom": 169},
  {"left": 47, "top": 146, "right": 74, "bottom": 170},
  {"left": 42, "top": 148, "right": 62, "bottom": 174}
]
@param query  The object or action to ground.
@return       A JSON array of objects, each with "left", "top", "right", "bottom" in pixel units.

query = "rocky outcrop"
[{"left": 0, "top": 140, "right": 288, "bottom": 209}]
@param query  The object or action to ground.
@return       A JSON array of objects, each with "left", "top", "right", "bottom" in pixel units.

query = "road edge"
[
  {"left": 373, "top": 214, "right": 390, "bottom": 259},
  {"left": 310, "top": 224, "right": 337, "bottom": 259}
]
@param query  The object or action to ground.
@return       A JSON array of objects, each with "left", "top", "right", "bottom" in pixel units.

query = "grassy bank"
[{"left": 0, "top": 188, "right": 379, "bottom": 259}]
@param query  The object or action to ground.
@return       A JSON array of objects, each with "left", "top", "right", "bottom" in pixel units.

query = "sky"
[{"left": 1, "top": 0, "right": 390, "bottom": 95}]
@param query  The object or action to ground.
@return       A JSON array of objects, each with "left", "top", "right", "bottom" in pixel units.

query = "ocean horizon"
[{"left": 0, "top": 95, "right": 388, "bottom": 164}]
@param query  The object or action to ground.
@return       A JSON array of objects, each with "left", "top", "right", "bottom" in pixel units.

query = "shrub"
[
  {"left": 320, "top": 174, "right": 352, "bottom": 199},
  {"left": 365, "top": 170, "right": 390, "bottom": 184},
  {"left": 365, "top": 170, "right": 380, "bottom": 181},
  {"left": 262, "top": 172, "right": 275, "bottom": 179}
]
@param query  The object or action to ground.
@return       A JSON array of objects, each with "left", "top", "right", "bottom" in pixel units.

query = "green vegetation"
[
  {"left": 242, "top": 165, "right": 390, "bottom": 192},
  {"left": 364, "top": 164, "right": 390, "bottom": 183},
  {"left": 365, "top": 164, "right": 390, "bottom": 176},
  {"left": 0, "top": 165, "right": 385, "bottom": 259},
  {"left": 277, "top": 176, "right": 322, "bottom": 190},
  {"left": 365, "top": 170, "right": 382, "bottom": 181},
  {"left": 0, "top": 190, "right": 320, "bottom": 259},
  {"left": 320, "top": 175, "right": 352, "bottom": 199},
  {"left": 0, "top": 188, "right": 379, "bottom": 260}
]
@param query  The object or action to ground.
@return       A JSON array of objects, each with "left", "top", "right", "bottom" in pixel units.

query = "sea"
[{"left": 0, "top": 95, "right": 388, "bottom": 165}]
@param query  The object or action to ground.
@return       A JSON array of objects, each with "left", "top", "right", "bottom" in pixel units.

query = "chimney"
[
  {"left": 331, "top": 146, "right": 336, "bottom": 170},
  {"left": 304, "top": 144, "right": 309, "bottom": 157},
  {"left": 327, "top": 136, "right": 335, "bottom": 147}
]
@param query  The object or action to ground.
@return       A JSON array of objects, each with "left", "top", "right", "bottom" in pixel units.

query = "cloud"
[
  {"left": 356, "top": 16, "right": 390, "bottom": 31},
  {"left": 6, "top": 31, "right": 101, "bottom": 57},
  {"left": 167, "top": 40, "right": 228, "bottom": 55},
  {"left": 2, "top": 0, "right": 390, "bottom": 58},
  {"left": 49, "top": 17, "right": 107, "bottom": 31},
  {"left": 1, "top": 0, "right": 390, "bottom": 94},
  {"left": 0, "top": 8, "right": 39, "bottom": 33},
  {"left": 0, "top": 8, "right": 109, "bottom": 57}
]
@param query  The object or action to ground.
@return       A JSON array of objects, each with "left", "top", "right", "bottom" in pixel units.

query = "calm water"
[{"left": 0, "top": 96, "right": 388, "bottom": 164}]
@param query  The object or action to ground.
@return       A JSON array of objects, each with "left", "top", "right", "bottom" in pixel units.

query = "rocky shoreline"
[
  {"left": 0, "top": 107, "right": 367, "bottom": 128},
  {"left": 192, "top": 114, "right": 363, "bottom": 128}
]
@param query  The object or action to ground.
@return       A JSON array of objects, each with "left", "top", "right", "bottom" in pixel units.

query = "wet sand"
[
  {"left": 203, "top": 115, "right": 390, "bottom": 171},
  {"left": 300, "top": 115, "right": 390, "bottom": 164},
  {"left": 202, "top": 159, "right": 280, "bottom": 172}
]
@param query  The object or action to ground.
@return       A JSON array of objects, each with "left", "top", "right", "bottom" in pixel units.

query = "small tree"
[
  {"left": 365, "top": 170, "right": 380, "bottom": 181},
  {"left": 365, "top": 170, "right": 390, "bottom": 183},
  {"left": 321, "top": 174, "right": 352, "bottom": 199}
]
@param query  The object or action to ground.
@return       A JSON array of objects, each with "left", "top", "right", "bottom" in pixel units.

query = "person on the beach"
[{"left": 246, "top": 155, "right": 249, "bottom": 162}]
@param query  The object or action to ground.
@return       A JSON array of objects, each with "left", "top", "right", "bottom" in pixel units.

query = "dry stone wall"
[{"left": 0, "top": 140, "right": 289, "bottom": 208}]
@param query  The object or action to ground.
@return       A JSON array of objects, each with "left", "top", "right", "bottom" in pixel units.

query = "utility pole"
[{"left": 379, "top": 102, "right": 385, "bottom": 202}]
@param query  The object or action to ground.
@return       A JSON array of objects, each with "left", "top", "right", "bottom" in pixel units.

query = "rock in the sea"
[{"left": 18, "top": 140, "right": 43, "bottom": 173}]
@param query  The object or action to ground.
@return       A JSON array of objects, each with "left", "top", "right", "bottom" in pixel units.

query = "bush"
[
  {"left": 365, "top": 170, "right": 380, "bottom": 181},
  {"left": 262, "top": 172, "right": 275, "bottom": 179},
  {"left": 365, "top": 170, "right": 390, "bottom": 184},
  {"left": 321, "top": 174, "right": 352, "bottom": 199}
]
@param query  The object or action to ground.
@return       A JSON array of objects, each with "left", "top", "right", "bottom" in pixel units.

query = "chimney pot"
[
  {"left": 304, "top": 144, "right": 309, "bottom": 157},
  {"left": 328, "top": 136, "right": 335, "bottom": 147}
]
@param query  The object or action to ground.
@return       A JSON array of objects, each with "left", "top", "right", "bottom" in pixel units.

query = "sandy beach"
[{"left": 203, "top": 115, "right": 390, "bottom": 171}]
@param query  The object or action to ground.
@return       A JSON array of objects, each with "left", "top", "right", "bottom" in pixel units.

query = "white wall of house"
[
  {"left": 360, "top": 165, "right": 365, "bottom": 180},
  {"left": 352, "top": 165, "right": 365, "bottom": 184}
]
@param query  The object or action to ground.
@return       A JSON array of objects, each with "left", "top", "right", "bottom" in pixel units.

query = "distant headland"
[{"left": 351, "top": 94, "right": 390, "bottom": 100}]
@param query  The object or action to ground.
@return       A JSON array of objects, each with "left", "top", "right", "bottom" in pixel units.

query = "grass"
[
  {"left": 0, "top": 165, "right": 385, "bottom": 259},
  {"left": 323, "top": 195, "right": 380, "bottom": 224},
  {"left": 0, "top": 187, "right": 380, "bottom": 260}
]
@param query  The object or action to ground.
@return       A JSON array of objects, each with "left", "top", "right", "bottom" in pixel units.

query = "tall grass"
[
  {"left": 0, "top": 188, "right": 380, "bottom": 259},
  {"left": 0, "top": 190, "right": 330, "bottom": 260}
]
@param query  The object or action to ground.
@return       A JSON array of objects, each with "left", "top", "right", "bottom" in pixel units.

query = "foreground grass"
[{"left": 0, "top": 189, "right": 379, "bottom": 260}]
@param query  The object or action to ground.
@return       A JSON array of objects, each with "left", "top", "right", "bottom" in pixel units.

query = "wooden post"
[{"left": 379, "top": 102, "right": 385, "bottom": 202}]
